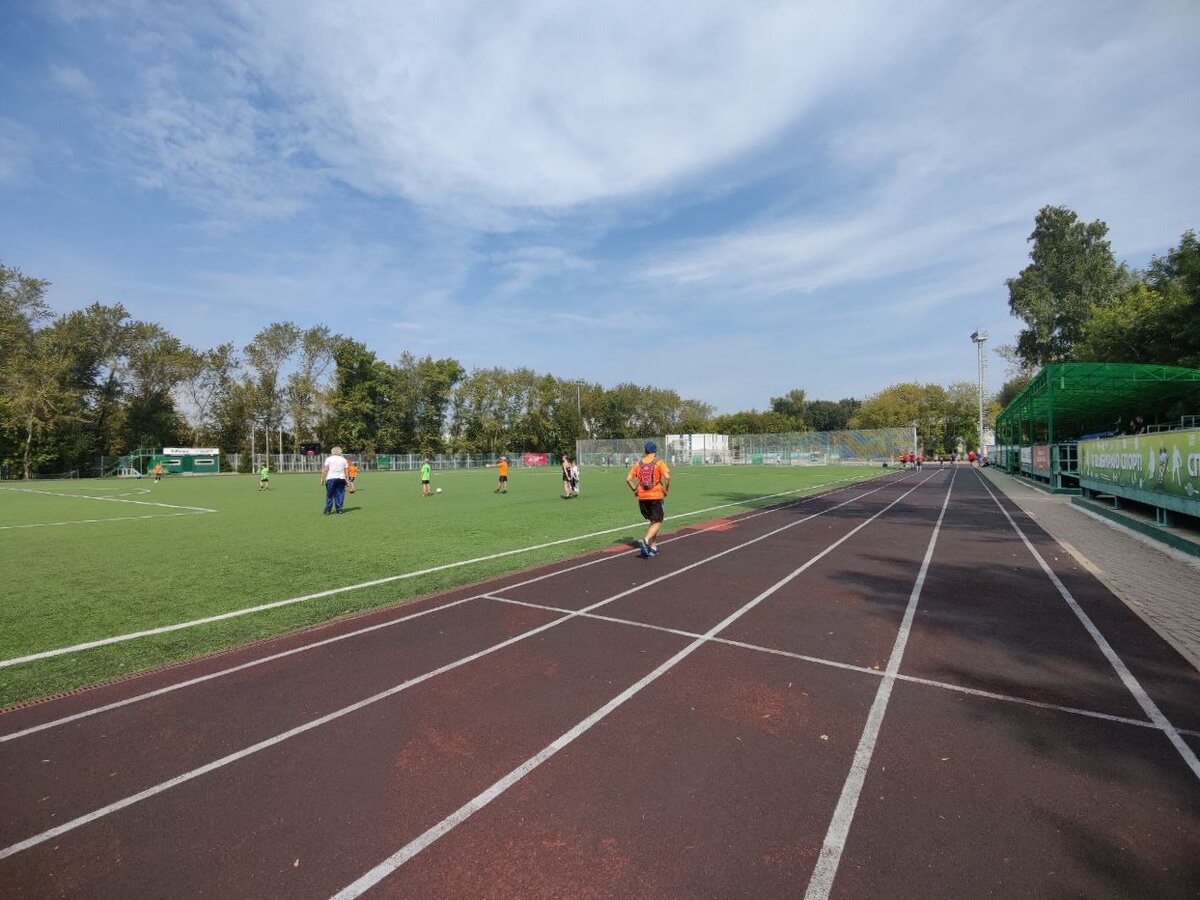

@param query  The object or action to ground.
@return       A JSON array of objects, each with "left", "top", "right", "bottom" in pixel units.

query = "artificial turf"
[{"left": 0, "top": 464, "right": 885, "bottom": 706}]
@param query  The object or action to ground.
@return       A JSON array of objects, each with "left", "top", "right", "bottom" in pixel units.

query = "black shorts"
[
  {"left": 422, "top": 479, "right": 430, "bottom": 485},
  {"left": 499, "top": 475, "right": 508, "bottom": 483},
  {"left": 638, "top": 499, "right": 664, "bottom": 523}
]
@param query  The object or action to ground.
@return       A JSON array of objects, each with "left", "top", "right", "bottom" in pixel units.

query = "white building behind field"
[{"left": 665, "top": 433, "right": 732, "bottom": 465}]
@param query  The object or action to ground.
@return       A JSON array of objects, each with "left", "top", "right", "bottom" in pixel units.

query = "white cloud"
[
  {"left": 635, "top": 0, "right": 1200, "bottom": 308},
  {"left": 0, "top": 118, "right": 38, "bottom": 187},
  {"left": 231, "top": 0, "right": 920, "bottom": 214},
  {"left": 65, "top": 0, "right": 942, "bottom": 224},
  {"left": 48, "top": 64, "right": 96, "bottom": 98}
]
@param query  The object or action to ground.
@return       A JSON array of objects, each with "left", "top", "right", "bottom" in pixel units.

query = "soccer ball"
[{"left": 436, "top": 487, "right": 443, "bottom": 493}]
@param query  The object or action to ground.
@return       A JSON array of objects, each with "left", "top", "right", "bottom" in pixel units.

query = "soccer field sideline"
[
  {"left": 1, "top": 471, "right": 880, "bottom": 669},
  {"left": 0, "top": 465, "right": 886, "bottom": 706}
]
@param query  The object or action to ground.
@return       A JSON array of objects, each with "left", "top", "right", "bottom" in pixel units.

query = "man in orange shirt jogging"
[{"left": 626, "top": 440, "right": 670, "bottom": 558}]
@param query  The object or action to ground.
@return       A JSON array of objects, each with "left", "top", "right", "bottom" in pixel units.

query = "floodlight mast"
[{"left": 970, "top": 331, "right": 988, "bottom": 457}]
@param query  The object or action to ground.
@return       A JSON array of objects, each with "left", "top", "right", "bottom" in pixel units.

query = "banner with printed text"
[
  {"left": 1078, "top": 429, "right": 1200, "bottom": 502},
  {"left": 1032, "top": 444, "right": 1051, "bottom": 472},
  {"left": 523, "top": 452, "right": 549, "bottom": 467}
]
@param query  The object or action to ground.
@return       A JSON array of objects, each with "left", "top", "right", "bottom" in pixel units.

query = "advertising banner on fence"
[
  {"left": 1032, "top": 444, "right": 1051, "bottom": 472},
  {"left": 523, "top": 452, "right": 549, "bottom": 467},
  {"left": 1078, "top": 429, "right": 1200, "bottom": 500}
]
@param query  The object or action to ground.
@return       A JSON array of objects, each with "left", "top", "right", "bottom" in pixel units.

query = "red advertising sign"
[
  {"left": 1032, "top": 444, "right": 1051, "bottom": 472},
  {"left": 523, "top": 452, "right": 549, "bottom": 467}
]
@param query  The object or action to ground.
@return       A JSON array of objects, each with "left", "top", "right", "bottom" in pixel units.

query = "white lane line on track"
[
  {"left": 0, "top": 486, "right": 216, "bottom": 513},
  {"left": 974, "top": 471, "right": 1200, "bottom": 783},
  {"left": 0, "top": 473, "right": 882, "bottom": 669},
  {"left": 483, "top": 594, "right": 1177, "bottom": 735},
  {"left": 328, "top": 473, "right": 941, "bottom": 900},
  {"left": 0, "top": 474, "right": 920, "bottom": 860},
  {"left": 804, "top": 467, "right": 957, "bottom": 900},
  {"left": 0, "top": 474, "right": 908, "bottom": 739}
]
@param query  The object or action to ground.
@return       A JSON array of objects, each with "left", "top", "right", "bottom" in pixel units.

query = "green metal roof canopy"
[{"left": 995, "top": 362, "right": 1200, "bottom": 446}]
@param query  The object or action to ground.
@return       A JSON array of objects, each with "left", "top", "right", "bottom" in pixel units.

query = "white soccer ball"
[{"left": 436, "top": 487, "right": 443, "bottom": 493}]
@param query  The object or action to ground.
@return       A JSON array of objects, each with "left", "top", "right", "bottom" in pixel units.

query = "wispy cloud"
[
  {"left": 48, "top": 64, "right": 96, "bottom": 98},
  {"left": 6, "top": 0, "right": 1199, "bottom": 410},
  {"left": 0, "top": 118, "right": 38, "bottom": 187}
]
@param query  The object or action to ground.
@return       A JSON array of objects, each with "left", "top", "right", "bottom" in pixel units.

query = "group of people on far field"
[
  {"left": 894, "top": 450, "right": 983, "bottom": 469},
  {"left": 308, "top": 441, "right": 673, "bottom": 561}
]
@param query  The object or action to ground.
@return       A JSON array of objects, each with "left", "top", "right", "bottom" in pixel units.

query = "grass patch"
[{"left": 0, "top": 464, "right": 885, "bottom": 706}]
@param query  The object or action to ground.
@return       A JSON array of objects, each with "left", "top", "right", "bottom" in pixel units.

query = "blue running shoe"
[
  {"left": 637, "top": 539, "right": 650, "bottom": 558},
  {"left": 648, "top": 546, "right": 659, "bottom": 557}
]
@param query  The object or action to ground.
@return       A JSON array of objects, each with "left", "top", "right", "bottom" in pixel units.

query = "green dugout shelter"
[{"left": 994, "top": 362, "right": 1200, "bottom": 490}]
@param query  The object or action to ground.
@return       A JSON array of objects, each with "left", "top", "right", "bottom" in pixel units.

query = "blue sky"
[{"left": 2, "top": 0, "right": 1198, "bottom": 412}]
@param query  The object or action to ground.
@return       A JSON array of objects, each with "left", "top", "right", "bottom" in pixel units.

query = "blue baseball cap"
[{"left": 644, "top": 441, "right": 657, "bottom": 453}]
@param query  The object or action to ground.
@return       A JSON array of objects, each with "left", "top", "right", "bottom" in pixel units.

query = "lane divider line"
[
  {"left": 0, "top": 474, "right": 911, "bottom": 738},
  {"left": 0, "top": 472, "right": 887, "bottom": 669},
  {"left": 804, "top": 467, "right": 957, "bottom": 900},
  {"left": 974, "top": 470, "right": 1200, "bottom": 783},
  {"left": 483, "top": 594, "right": 1178, "bottom": 735},
  {"left": 328, "top": 473, "right": 941, "bottom": 899},
  {"left": 0, "top": 473, "right": 926, "bottom": 860}
]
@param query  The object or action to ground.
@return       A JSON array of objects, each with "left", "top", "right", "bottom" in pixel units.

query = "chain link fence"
[
  {"left": 233, "top": 452, "right": 561, "bottom": 474},
  {"left": 578, "top": 428, "right": 915, "bottom": 467}
]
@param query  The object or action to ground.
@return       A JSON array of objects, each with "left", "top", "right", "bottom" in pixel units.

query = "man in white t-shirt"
[{"left": 321, "top": 446, "right": 349, "bottom": 515}]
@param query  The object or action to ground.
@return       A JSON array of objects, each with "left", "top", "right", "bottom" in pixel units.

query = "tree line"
[
  {"left": 999, "top": 206, "right": 1200, "bottom": 404},
  {"left": 26, "top": 210, "right": 1165, "bottom": 481},
  {"left": 3, "top": 262, "right": 888, "bottom": 478}
]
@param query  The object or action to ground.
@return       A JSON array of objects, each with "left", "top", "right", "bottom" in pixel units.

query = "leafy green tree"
[
  {"left": 1075, "top": 282, "right": 1186, "bottom": 364},
  {"left": 994, "top": 374, "right": 1032, "bottom": 411},
  {"left": 325, "top": 338, "right": 389, "bottom": 452},
  {"left": 121, "top": 322, "right": 194, "bottom": 448},
  {"left": 804, "top": 398, "right": 860, "bottom": 432},
  {"left": 849, "top": 382, "right": 964, "bottom": 453},
  {"left": 179, "top": 343, "right": 237, "bottom": 446},
  {"left": 768, "top": 389, "right": 808, "bottom": 430},
  {"left": 284, "top": 327, "right": 336, "bottom": 451},
  {"left": 674, "top": 398, "right": 715, "bottom": 434},
  {"left": 1007, "top": 206, "right": 1124, "bottom": 368},
  {"left": 0, "top": 263, "right": 51, "bottom": 355},
  {"left": 0, "top": 266, "right": 90, "bottom": 477},
  {"left": 244, "top": 322, "right": 302, "bottom": 437},
  {"left": 940, "top": 381, "right": 983, "bottom": 452},
  {"left": 407, "top": 354, "right": 465, "bottom": 453},
  {"left": 1142, "top": 229, "right": 1200, "bottom": 367}
]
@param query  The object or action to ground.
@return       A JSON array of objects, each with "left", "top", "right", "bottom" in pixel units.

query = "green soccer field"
[{"left": 0, "top": 464, "right": 885, "bottom": 706}]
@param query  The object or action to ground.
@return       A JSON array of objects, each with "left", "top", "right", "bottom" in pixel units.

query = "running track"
[{"left": 2, "top": 468, "right": 1199, "bottom": 898}]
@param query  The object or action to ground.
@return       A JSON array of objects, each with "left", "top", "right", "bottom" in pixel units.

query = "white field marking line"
[
  {"left": 0, "top": 475, "right": 904, "bottom": 738},
  {"left": 0, "top": 471, "right": 891, "bottom": 670},
  {"left": 0, "top": 508, "right": 785, "bottom": 740},
  {"left": 804, "top": 468, "right": 957, "bottom": 900},
  {"left": 0, "top": 475, "right": 916, "bottom": 859},
  {"left": 483, "top": 593, "right": 1177, "bottom": 735},
  {"left": 0, "top": 512, "right": 209, "bottom": 531},
  {"left": 974, "top": 470, "right": 1200, "bottom": 782},
  {"left": 330, "top": 473, "right": 941, "bottom": 899},
  {"left": 0, "top": 486, "right": 215, "bottom": 513}
]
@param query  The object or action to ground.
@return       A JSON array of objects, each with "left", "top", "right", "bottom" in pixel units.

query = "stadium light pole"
[{"left": 970, "top": 330, "right": 988, "bottom": 456}]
